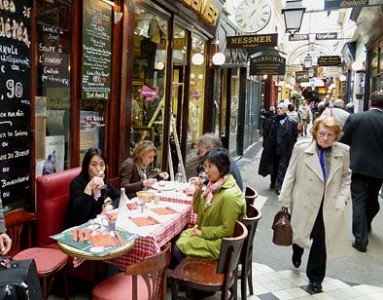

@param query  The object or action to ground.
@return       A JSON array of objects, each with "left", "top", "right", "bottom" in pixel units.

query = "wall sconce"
[
  {"left": 155, "top": 61, "right": 165, "bottom": 70},
  {"left": 282, "top": 0, "right": 306, "bottom": 36},
  {"left": 339, "top": 75, "right": 347, "bottom": 82},
  {"left": 352, "top": 60, "right": 364, "bottom": 71},
  {"left": 192, "top": 53, "right": 204, "bottom": 65}
]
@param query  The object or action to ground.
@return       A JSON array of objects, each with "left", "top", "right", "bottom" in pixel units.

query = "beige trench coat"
[{"left": 279, "top": 140, "right": 351, "bottom": 256}]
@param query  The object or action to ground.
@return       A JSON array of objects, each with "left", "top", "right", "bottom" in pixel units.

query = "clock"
[{"left": 234, "top": 0, "right": 272, "bottom": 33}]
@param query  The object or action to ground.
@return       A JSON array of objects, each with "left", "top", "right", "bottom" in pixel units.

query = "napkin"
[
  {"left": 150, "top": 207, "right": 177, "bottom": 215},
  {"left": 130, "top": 216, "right": 158, "bottom": 227}
]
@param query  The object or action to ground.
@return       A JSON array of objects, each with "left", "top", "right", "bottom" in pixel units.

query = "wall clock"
[{"left": 234, "top": 0, "right": 272, "bottom": 33}]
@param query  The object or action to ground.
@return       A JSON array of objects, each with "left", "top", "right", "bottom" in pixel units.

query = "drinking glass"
[
  {"left": 198, "top": 171, "right": 208, "bottom": 183},
  {"left": 96, "top": 172, "right": 108, "bottom": 189}
]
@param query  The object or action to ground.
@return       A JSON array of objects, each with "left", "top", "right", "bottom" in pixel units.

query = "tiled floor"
[{"left": 49, "top": 262, "right": 383, "bottom": 299}]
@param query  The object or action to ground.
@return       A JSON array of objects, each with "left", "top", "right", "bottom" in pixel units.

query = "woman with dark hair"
[
  {"left": 65, "top": 148, "right": 120, "bottom": 228},
  {"left": 174, "top": 148, "right": 246, "bottom": 261}
]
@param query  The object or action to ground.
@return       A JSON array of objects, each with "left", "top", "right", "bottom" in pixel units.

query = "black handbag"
[
  {"left": 271, "top": 207, "right": 293, "bottom": 246},
  {"left": 0, "top": 257, "right": 43, "bottom": 300}
]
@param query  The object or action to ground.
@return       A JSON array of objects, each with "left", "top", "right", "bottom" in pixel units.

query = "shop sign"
[
  {"left": 324, "top": 0, "right": 369, "bottom": 10},
  {"left": 295, "top": 71, "right": 309, "bottom": 83},
  {"left": 315, "top": 32, "right": 338, "bottom": 40},
  {"left": 318, "top": 56, "right": 342, "bottom": 66},
  {"left": 325, "top": 66, "right": 342, "bottom": 77},
  {"left": 288, "top": 34, "right": 309, "bottom": 41},
  {"left": 249, "top": 49, "right": 286, "bottom": 75},
  {"left": 227, "top": 34, "right": 278, "bottom": 49},
  {"left": 179, "top": 0, "right": 219, "bottom": 26}
]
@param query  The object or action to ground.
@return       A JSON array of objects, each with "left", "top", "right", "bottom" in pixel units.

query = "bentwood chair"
[
  {"left": 171, "top": 221, "right": 248, "bottom": 300},
  {"left": 92, "top": 242, "right": 172, "bottom": 300},
  {"left": 244, "top": 186, "right": 258, "bottom": 206},
  {"left": 239, "top": 205, "right": 262, "bottom": 299},
  {"left": 4, "top": 208, "right": 68, "bottom": 300}
]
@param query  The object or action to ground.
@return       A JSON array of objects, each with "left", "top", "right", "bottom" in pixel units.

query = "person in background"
[
  {"left": 340, "top": 92, "right": 383, "bottom": 252},
  {"left": 298, "top": 99, "right": 312, "bottom": 136},
  {"left": 174, "top": 148, "right": 246, "bottom": 262},
  {"left": 321, "top": 99, "right": 350, "bottom": 128},
  {"left": 279, "top": 116, "right": 351, "bottom": 293},
  {"left": 287, "top": 102, "right": 300, "bottom": 123},
  {"left": 312, "top": 101, "right": 326, "bottom": 124},
  {"left": 65, "top": 148, "right": 120, "bottom": 228},
  {"left": 120, "top": 140, "right": 169, "bottom": 199},
  {"left": 0, "top": 199, "right": 12, "bottom": 255},
  {"left": 260, "top": 108, "right": 276, "bottom": 148},
  {"left": 196, "top": 133, "right": 243, "bottom": 191},
  {"left": 259, "top": 102, "right": 298, "bottom": 195},
  {"left": 346, "top": 102, "right": 355, "bottom": 114}
]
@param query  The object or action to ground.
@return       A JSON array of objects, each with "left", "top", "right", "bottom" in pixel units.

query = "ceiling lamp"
[
  {"left": 191, "top": 53, "right": 204, "bottom": 65},
  {"left": 281, "top": 0, "right": 306, "bottom": 36}
]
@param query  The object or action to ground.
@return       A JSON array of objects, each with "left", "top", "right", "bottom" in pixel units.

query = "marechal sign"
[
  {"left": 318, "top": 56, "right": 342, "bottom": 66},
  {"left": 227, "top": 34, "right": 278, "bottom": 49},
  {"left": 249, "top": 49, "right": 286, "bottom": 75},
  {"left": 324, "top": 0, "right": 369, "bottom": 10}
]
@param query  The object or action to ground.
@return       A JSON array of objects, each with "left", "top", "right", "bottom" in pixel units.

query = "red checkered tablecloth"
[{"left": 72, "top": 195, "right": 196, "bottom": 269}]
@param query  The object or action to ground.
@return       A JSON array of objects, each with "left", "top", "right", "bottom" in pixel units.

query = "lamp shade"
[
  {"left": 303, "top": 54, "right": 312, "bottom": 68},
  {"left": 212, "top": 52, "right": 225, "bottom": 65},
  {"left": 282, "top": 0, "right": 306, "bottom": 36}
]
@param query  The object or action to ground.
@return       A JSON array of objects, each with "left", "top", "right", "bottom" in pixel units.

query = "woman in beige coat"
[{"left": 279, "top": 116, "right": 351, "bottom": 294}]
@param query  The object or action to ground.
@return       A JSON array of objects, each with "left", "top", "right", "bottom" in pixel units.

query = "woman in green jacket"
[{"left": 174, "top": 148, "right": 246, "bottom": 261}]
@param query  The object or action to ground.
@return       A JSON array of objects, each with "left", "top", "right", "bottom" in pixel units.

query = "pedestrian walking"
[
  {"left": 298, "top": 99, "right": 311, "bottom": 135},
  {"left": 259, "top": 102, "right": 298, "bottom": 195},
  {"left": 279, "top": 116, "right": 351, "bottom": 294},
  {"left": 340, "top": 92, "right": 383, "bottom": 252}
]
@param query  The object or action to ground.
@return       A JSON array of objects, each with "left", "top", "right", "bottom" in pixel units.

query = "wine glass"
[
  {"left": 96, "top": 172, "right": 108, "bottom": 189},
  {"left": 198, "top": 171, "right": 208, "bottom": 184}
]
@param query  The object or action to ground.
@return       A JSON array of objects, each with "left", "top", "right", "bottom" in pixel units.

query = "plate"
[{"left": 151, "top": 181, "right": 175, "bottom": 191}]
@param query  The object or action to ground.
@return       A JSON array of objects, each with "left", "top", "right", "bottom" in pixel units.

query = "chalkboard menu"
[
  {"left": 0, "top": 0, "right": 32, "bottom": 210},
  {"left": 82, "top": 0, "right": 112, "bottom": 100}
]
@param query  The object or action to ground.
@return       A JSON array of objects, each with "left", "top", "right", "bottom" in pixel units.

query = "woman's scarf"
[
  {"left": 202, "top": 175, "right": 227, "bottom": 209},
  {"left": 135, "top": 163, "right": 147, "bottom": 181}
]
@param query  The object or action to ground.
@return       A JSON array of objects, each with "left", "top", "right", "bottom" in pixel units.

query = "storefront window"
[
  {"left": 35, "top": 0, "right": 72, "bottom": 175},
  {"left": 132, "top": 8, "right": 168, "bottom": 169},
  {"left": 187, "top": 35, "right": 206, "bottom": 161}
]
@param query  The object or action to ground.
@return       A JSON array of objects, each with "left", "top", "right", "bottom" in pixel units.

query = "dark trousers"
[
  {"left": 271, "top": 155, "right": 289, "bottom": 189},
  {"left": 351, "top": 173, "right": 383, "bottom": 247},
  {"left": 293, "top": 202, "right": 327, "bottom": 284}
]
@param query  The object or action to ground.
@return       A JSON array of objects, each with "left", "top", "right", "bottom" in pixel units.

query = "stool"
[{"left": 14, "top": 247, "right": 68, "bottom": 300}]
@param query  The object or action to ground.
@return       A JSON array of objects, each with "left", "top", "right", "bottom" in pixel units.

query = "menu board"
[
  {"left": 0, "top": 0, "right": 32, "bottom": 210},
  {"left": 37, "top": 23, "right": 70, "bottom": 92},
  {"left": 82, "top": 0, "right": 112, "bottom": 100}
]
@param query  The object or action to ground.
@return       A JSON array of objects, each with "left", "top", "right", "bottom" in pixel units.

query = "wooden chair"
[
  {"left": 92, "top": 242, "right": 171, "bottom": 300},
  {"left": 4, "top": 209, "right": 68, "bottom": 300},
  {"left": 171, "top": 221, "right": 248, "bottom": 300},
  {"left": 245, "top": 186, "right": 258, "bottom": 206},
  {"left": 239, "top": 205, "right": 262, "bottom": 300}
]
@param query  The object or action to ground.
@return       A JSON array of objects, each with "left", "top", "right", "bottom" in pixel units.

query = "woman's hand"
[
  {"left": 189, "top": 177, "right": 203, "bottom": 194},
  {"left": 85, "top": 176, "right": 105, "bottom": 196},
  {"left": 159, "top": 172, "right": 169, "bottom": 180},
  {"left": 0, "top": 233, "right": 12, "bottom": 255},
  {"left": 191, "top": 225, "right": 202, "bottom": 237},
  {"left": 144, "top": 178, "right": 157, "bottom": 187}
]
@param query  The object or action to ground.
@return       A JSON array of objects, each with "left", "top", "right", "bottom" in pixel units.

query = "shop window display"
[
  {"left": 35, "top": 0, "right": 72, "bottom": 175},
  {"left": 132, "top": 8, "right": 168, "bottom": 169}
]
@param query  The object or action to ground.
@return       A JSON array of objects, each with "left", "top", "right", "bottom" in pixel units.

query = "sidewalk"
[{"left": 236, "top": 135, "right": 383, "bottom": 295}]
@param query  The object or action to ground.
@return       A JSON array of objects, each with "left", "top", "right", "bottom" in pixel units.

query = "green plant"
[{"left": 291, "top": 93, "right": 303, "bottom": 107}]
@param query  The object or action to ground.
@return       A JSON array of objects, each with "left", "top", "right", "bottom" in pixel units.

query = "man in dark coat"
[
  {"left": 259, "top": 102, "right": 298, "bottom": 194},
  {"left": 340, "top": 92, "right": 383, "bottom": 252}
]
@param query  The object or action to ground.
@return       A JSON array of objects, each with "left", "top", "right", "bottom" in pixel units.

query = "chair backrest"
[
  {"left": 245, "top": 186, "right": 258, "bottom": 206},
  {"left": 240, "top": 205, "right": 262, "bottom": 271},
  {"left": 36, "top": 167, "right": 81, "bottom": 246},
  {"left": 125, "top": 242, "right": 171, "bottom": 300},
  {"left": 4, "top": 209, "right": 36, "bottom": 256},
  {"left": 217, "top": 221, "right": 248, "bottom": 277}
]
